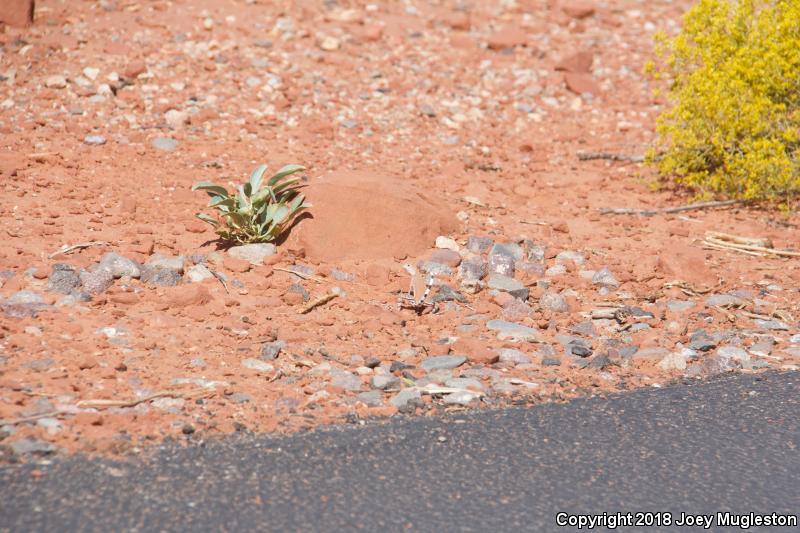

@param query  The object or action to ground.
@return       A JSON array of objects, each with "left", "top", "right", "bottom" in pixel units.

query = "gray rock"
[
  {"left": 497, "top": 348, "right": 531, "bottom": 365},
  {"left": 421, "top": 262, "right": 452, "bottom": 276},
  {"left": 37, "top": 417, "right": 63, "bottom": 435},
  {"left": 10, "top": 438, "right": 56, "bottom": 456},
  {"left": 486, "top": 320, "right": 537, "bottom": 342},
  {"left": 592, "top": 267, "right": 619, "bottom": 289},
  {"left": 443, "top": 391, "right": 481, "bottom": 405},
  {"left": 704, "top": 294, "right": 741, "bottom": 307},
  {"left": 48, "top": 266, "right": 81, "bottom": 294},
  {"left": 419, "top": 104, "right": 436, "bottom": 117},
  {"left": 287, "top": 283, "right": 310, "bottom": 302},
  {"left": 490, "top": 243, "right": 524, "bottom": 261},
  {"left": 331, "top": 370, "right": 362, "bottom": 391},
  {"left": 227, "top": 243, "right": 276, "bottom": 265},
  {"left": 488, "top": 275, "right": 529, "bottom": 300},
  {"left": 431, "top": 285, "right": 468, "bottom": 304},
  {"left": 146, "top": 254, "right": 185, "bottom": 274},
  {"left": 568, "top": 340, "right": 592, "bottom": 357},
  {"left": 542, "top": 357, "right": 561, "bottom": 366},
  {"left": 667, "top": 300, "right": 695, "bottom": 312},
  {"left": 79, "top": 268, "right": 114, "bottom": 294},
  {"left": 395, "top": 348, "right": 418, "bottom": 360},
  {"left": 355, "top": 390, "right": 383, "bottom": 407},
  {"left": 331, "top": 269, "right": 355, "bottom": 282},
  {"left": 540, "top": 291, "right": 569, "bottom": 313},
  {"left": 545, "top": 263, "right": 567, "bottom": 277},
  {"left": 260, "top": 340, "right": 285, "bottom": 361},
  {"left": 717, "top": 345, "right": 749, "bottom": 363},
  {"left": 421, "top": 355, "right": 466, "bottom": 372},
  {"left": 371, "top": 374, "right": 400, "bottom": 390},
  {"left": 140, "top": 266, "right": 182, "bottom": 287},
  {"left": 518, "top": 262, "right": 545, "bottom": 276},
  {"left": 466, "top": 236, "right": 494, "bottom": 254},
  {"left": 152, "top": 137, "right": 179, "bottom": 152},
  {"left": 84, "top": 134, "right": 107, "bottom": 146},
  {"left": 658, "top": 351, "right": 688, "bottom": 371},
  {"left": 7, "top": 290, "right": 45, "bottom": 306},
  {"left": 186, "top": 264, "right": 214, "bottom": 283},
  {"left": 633, "top": 347, "right": 670, "bottom": 360},
  {"left": 99, "top": 253, "right": 141, "bottom": 279},
  {"left": 525, "top": 242, "right": 546, "bottom": 262},
  {"left": 241, "top": 358, "right": 275, "bottom": 373},
  {"left": 588, "top": 353, "right": 611, "bottom": 369},
  {"left": 459, "top": 258, "right": 486, "bottom": 284},
  {"left": 390, "top": 389, "right": 422, "bottom": 409}
]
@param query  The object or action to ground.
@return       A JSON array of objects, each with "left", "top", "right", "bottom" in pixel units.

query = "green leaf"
[
  {"left": 237, "top": 184, "right": 251, "bottom": 208},
  {"left": 267, "top": 164, "right": 305, "bottom": 186},
  {"left": 195, "top": 213, "right": 219, "bottom": 227},
  {"left": 272, "top": 177, "right": 303, "bottom": 196},
  {"left": 208, "top": 195, "right": 234, "bottom": 209},
  {"left": 192, "top": 182, "right": 230, "bottom": 198},
  {"left": 248, "top": 164, "right": 268, "bottom": 193}
]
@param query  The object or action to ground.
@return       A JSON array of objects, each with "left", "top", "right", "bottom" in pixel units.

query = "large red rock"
[
  {"left": 555, "top": 51, "right": 594, "bottom": 73},
  {"left": 0, "top": 0, "right": 34, "bottom": 27},
  {"left": 564, "top": 72, "right": 600, "bottom": 95},
  {"left": 285, "top": 171, "right": 457, "bottom": 262}
]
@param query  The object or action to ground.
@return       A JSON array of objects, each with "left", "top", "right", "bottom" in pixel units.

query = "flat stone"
[
  {"left": 490, "top": 243, "right": 524, "bottom": 262},
  {"left": 658, "top": 351, "right": 688, "bottom": 371},
  {"left": 466, "top": 236, "right": 493, "bottom": 253},
  {"left": 10, "top": 438, "right": 56, "bottom": 456},
  {"left": 99, "top": 253, "right": 141, "bottom": 278},
  {"left": 688, "top": 330, "right": 716, "bottom": 351},
  {"left": 421, "top": 355, "right": 466, "bottom": 372},
  {"left": 633, "top": 347, "right": 670, "bottom": 360},
  {"left": 486, "top": 320, "right": 537, "bottom": 342},
  {"left": 497, "top": 348, "right": 531, "bottom": 365},
  {"left": 488, "top": 275, "right": 529, "bottom": 300},
  {"left": 330, "top": 370, "right": 362, "bottom": 391},
  {"left": 429, "top": 249, "right": 461, "bottom": 268},
  {"left": 79, "top": 268, "right": 114, "bottom": 294},
  {"left": 431, "top": 285, "right": 468, "bottom": 304},
  {"left": 421, "top": 262, "right": 452, "bottom": 276},
  {"left": 444, "top": 377, "right": 484, "bottom": 391},
  {"left": 488, "top": 253, "right": 515, "bottom": 277},
  {"left": 705, "top": 294, "right": 742, "bottom": 307},
  {"left": 355, "top": 390, "right": 383, "bottom": 407},
  {"left": 140, "top": 266, "right": 182, "bottom": 287},
  {"left": 241, "top": 358, "right": 274, "bottom": 373},
  {"left": 717, "top": 345, "right": 749, "bottom": 363},
  {"left": 48, "top": 267, "right": 81, "bottom": 294},
  {"left": 7, "top": 290, "right": 45, "bottom": 306},
  {"left": 227, "top": 243, "right": 276, "bottom": 265},
  {"left": 754, "top": 319, "right": 789, "bottom": 331},
  {"left": 146, "top": 254, "right": 185, "bottom": 274},
  {"left": 435, "top": 236, "right": 459, "bottom": 251},
  {"left": 592, "top": 267, "right": 619, "bottom": 289},
  {"left": 83, "top": 134, "right": 107, "bottom": 146},
  {"left": 555, "top": 251, "right": 585, "bottom": 266},
  {"left": 667, "top": 300, "right": 695, "bottom": 312},
  {"left": 152, "top": 137, "right": 179, "bottom": 152}
]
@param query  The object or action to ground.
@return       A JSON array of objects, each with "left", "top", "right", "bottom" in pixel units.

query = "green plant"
[
  {"left": 647, "top": 0, "right": 800, "bottom": 203},
  {"left": 192, "top": 164, "right": 310, "bottom": 244}
]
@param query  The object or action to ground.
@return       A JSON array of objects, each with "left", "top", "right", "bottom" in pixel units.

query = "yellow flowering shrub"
[{"left": 648, "top": 0, "right": 800, "bottom": 202}]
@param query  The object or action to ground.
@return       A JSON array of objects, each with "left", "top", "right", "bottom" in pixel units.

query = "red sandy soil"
[{"left": 0, "top": 0, "right": 798, "bottom": 460}]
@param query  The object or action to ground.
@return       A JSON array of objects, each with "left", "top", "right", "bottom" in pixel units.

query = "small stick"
[
  {"left": 274, "top": 267, "right": 325, "bottom": 283},
  {"left": 211, "top": 270, "right": 229, "bottom": 294},
  {"left": 599, "top": 199, "right": 742, "bottom": 217},
  {"left": 299, "top": 290, "right": 340, "bottom": 314},
  {"left": 577, "top": 151, "right": 645, "bottom": 162},
  {"left": 703, "top": 232, "right": 800, "bottom": 258},
  {"left": 48, "top": 241, "right": 108, "bottom": 259},
  {"left": 0, "top": 410, "right": 68, "bottom": 425}
]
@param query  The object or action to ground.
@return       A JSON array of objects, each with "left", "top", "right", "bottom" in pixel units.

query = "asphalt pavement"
[{"left": 1, "top": 371, "right": 798, "bottom": 532}]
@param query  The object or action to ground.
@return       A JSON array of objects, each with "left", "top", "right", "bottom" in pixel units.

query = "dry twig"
[
  {"left": 76, "top": 387, "right": 213, "bottom": 409},
  {"left": 577, "top": 151, "right": 645, "bottom": 162},
  {"left": 274, "top": 267, "right": 326, "bottom": 283},
  {"left": 702, "top": 231, "right": 800, "bottom": 258},
  {"left": 298, "top": 289, "right": 341, "bottom": 314}
]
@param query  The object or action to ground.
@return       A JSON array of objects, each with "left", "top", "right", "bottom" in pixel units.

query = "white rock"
[
  {"left": 186, "top": 264, "right": 214, "bottom": 283},
  {"left": 83, "top": 67, "right": 100, "bottom": 80},
  {"left": 165, "top": 109, "right": 188, "bottom": 129},
  {"left": 45, "top": 75, "right": 67, "bottom": 89},
  {"left": 435, "top": 236, "right": 459, "bottom": 251}
]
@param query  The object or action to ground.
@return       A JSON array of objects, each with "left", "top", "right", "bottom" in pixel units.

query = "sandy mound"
[{"left": 285, "top": 171, "right": 457, "bottom": 262}]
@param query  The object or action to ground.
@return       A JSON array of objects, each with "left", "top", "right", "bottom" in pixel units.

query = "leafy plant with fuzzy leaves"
[{"left": 192, "top": 164, "right": 310, "bottom": 244}]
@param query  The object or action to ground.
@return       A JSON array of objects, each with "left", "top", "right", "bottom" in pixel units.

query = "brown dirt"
[{"left": 0, "top": 0, "right": 798, "bottom": 461}]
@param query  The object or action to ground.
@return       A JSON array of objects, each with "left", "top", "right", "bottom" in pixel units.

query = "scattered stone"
[
  {"left": 152, "top": 137, "right": 179, "bottom": 152},
  {"left": 633, "top": 347, "right": 669, "bottom": 360},
  {"left": 421, "top": 355, "right": 466, "bottom": 372},
  {"left": 241, "top": 358, "right": 274, "bottom": 373},
  {"left": 390, "top": 388, "right": 422, "bottom": 409},
  {"left": 79, "top": 268, "right": 114, "bottom": 294},
  {"left": 48, "top": 265, "right": 81, "bottom": 294},
  {"left": 488, "top": 274, "right": 529, "bottom": 300},
  {"left": 99, "top": 253, "right": 141, "bottom": 278},
  {"left": 84, "top": 134, "right": 107, "bottom": 146},
  {"left": 165, "top": 109, "right": 188, "bottom": 129},
  {"left": 588, "top": 353, "right": 611, "bottom": 369},
  {"left": 37, "top": 417, "right": 63, "bottom": 435},
  {"left": 431, "top": 285, "right": 469, "bottom": 304},
  {"left": 592, "top": 267, "right": 619, "bottom": 289},
  {"left": 286, "top": 283, "right": 310, "bottom": 302},
  {"left": 667, "top": 300, "right": 695, "bottom": 312},
  {"left": 435, "top": 236, "right": 459, "bottom": 251},
  {"left": 486, "top": 320, "right": 537, "bottom": 342},
  {"left": 542, "top": 357, "right": 561, "bottom": 366},
  {"left": 555, "top": 251, "right": 585, "bottom": 266},
  {"left": 488, "top": 251, "right": 515, "bottom": 277},
  {"left": 45, "top": 75, "right": 68, "bottom": 89},
  {"left": 185, "top": 264, "right": 214, "bottom": 283},
  {"left": 705, "top": 294, "right": 742, "bottom": 307},
  {"left": 146, "top": 255, "right": 185, "bottom": 274},
  {"left": 466, "top": 236, "right": 493, "bottom": 253},
  {"left": 227, "top": 243, "right": 276, "bottom": 265},
  {"left": 260, "top": 340, "right": 285, "bottom": 361},
  {"left": 419, "top": 103, "right": 436, "bottom": 117},
  {"left": 497, "top": 348, "right": 531, "bottom": 365},
  {"left": 429, "top": 249, "right": 462, "bottom": 268},
  {"left": 371, "top": 374, "right": 400, "bottom": 390},
  {"left": 420, "top": 262, "right": 452, "bottom": 277},
  {"left": 444, "top": 377, "right": 484, "bottom": 391},
  {"left": 364, "top": 356, "right": 381, "bottom": 369},
  {"left": 717, "top": 345, "right": 750, "bottom": 364},
  {"left": 754, "top": 319, "right": 789, "bottom": 331},
  {"left": 331, "top": 269, "right": 355, "bottom": 282},
  {"left": 223, "top": 256, "right": 251, "bottom": 273},
  {"left": 658, "top": 351, "right": 688, "bottom": 371},
  {"left": 540, "top": 291, "right": 569, "bottom": 313},
  {"left": 459, "top": 258, "right": 486, "bottom": 289},
  {"left": 568, "top": 339, "right": 592, "bottom": 357},
  {"left": 390, "top": 361, "right": 415, "bottom": 372}
]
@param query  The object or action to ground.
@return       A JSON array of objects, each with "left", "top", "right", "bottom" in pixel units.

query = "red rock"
[
  {"left": 365, "top": 264, "right": 390, "bottom": 287},
  {"left": 563, "top": 3, "right": 596, "bottom": 19},
  {"left": 223, "top": 256, "right": 251, "bottom": 273},
  {"left": 452, "top": 337, "right": 498, "bottom": 365},
  {"left": 184, "top": 219, "right": 208, "bottom": 234},
  {"left": 564, "top": 72, "right": 600, "bottom": 95},
  {"left": 360, "top": 24, "right": 383, "bottom": 42},
  {"left": 487, "top": 26, "right": 528, "bottom": 50},
  {"left": 0, "top": 0, "right": 34, "bottom": 28},
  {"left": 282, "top": 291, "right": 304, "bottom": 306},
  {"left": 123, "top": 60, "right": 147, "bottom": 79},
  {"left": 165, "top": 285, "right": 212, "bottom": 308},
  {"left": 555, "top": 51, "right": 594, "bottom": 73},
  {"left": 78, "top": 356, "right": 98, "bottom": 370}
]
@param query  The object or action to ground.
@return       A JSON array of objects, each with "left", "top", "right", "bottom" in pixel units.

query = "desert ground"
[{"left": 0, "top": 0, "right": 798, "bottom": 460}]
